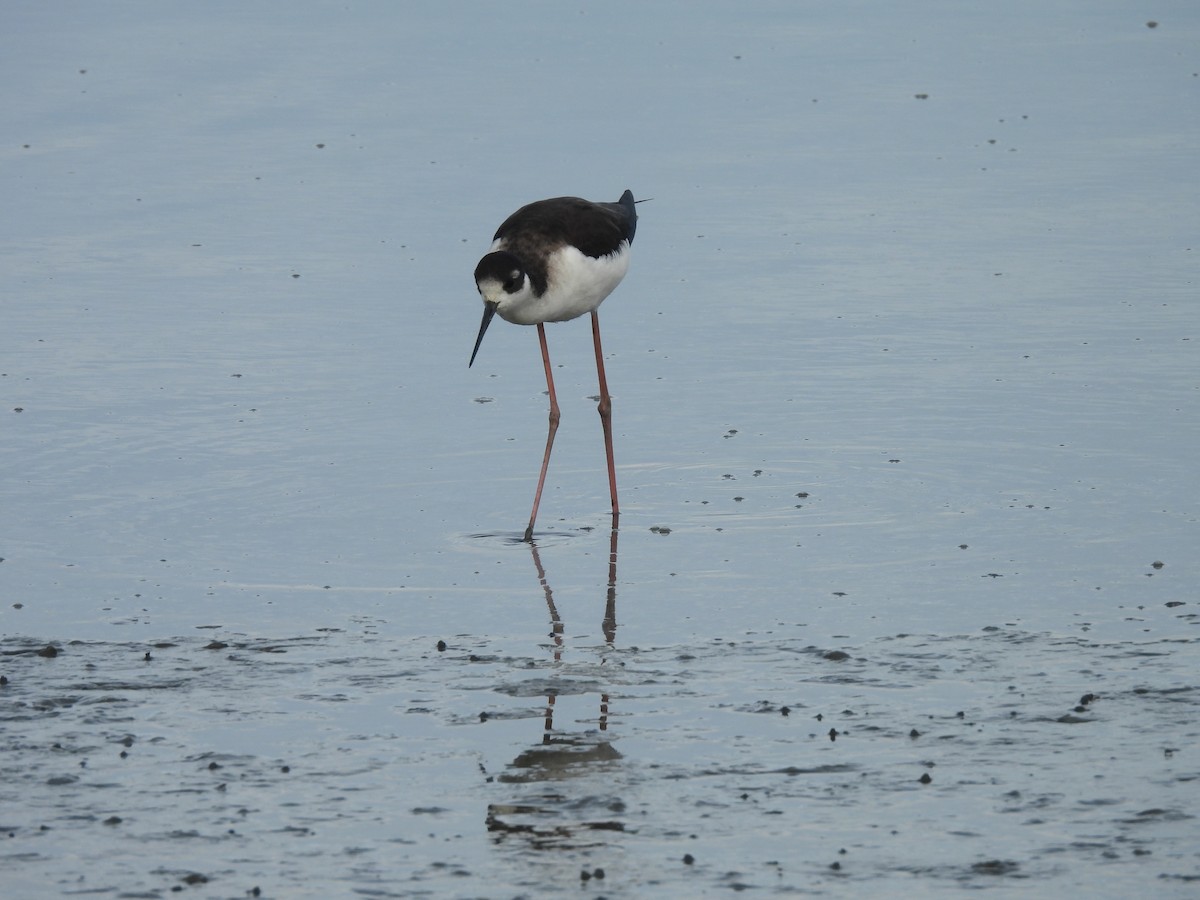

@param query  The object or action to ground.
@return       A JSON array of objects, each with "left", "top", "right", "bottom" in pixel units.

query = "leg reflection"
[
  {"left": 600, "top": 518, "right": 618, "bottom": 730},
  {"left": 602, "top": 517, "right": 619, "bottom": 646},
  {"left": 526, "top": 520, "right": 619, "bottom": 739},
  {"left": 486, "top": 522, "right": 626, "bottom": 846}
]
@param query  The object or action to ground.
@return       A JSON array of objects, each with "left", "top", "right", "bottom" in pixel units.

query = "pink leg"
[
  {"left": 592, "top": 311, "right": 619, "bottom": 524},
  {"left": 525, "top": 323, "right": 560, "bottom": 542}
]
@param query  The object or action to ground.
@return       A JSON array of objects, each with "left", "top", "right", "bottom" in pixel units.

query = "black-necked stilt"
[{"left": 470, "top": 190, "right": 638, "bottom": 542}]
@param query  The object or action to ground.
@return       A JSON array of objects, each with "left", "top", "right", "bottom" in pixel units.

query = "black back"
[{"left": 494, "top": 191, "right": 637, "bottom": 259}]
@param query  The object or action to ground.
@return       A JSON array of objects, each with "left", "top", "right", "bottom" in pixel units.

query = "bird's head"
[
  {"left": 470, "top": 251, "right": 529, "bottom": 367},
  {"left": 474, "top": 251, "right": 528, "bottom": 307}
]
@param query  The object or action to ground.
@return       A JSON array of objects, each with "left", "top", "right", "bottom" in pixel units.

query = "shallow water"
[
  {"left": 3, "top": 1, "right": 1199, "bottom": 896},
  {"left": 3, "top": 616, "right": 1198, "bottom": 897}
]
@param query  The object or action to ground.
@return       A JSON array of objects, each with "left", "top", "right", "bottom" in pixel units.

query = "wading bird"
[{"left": 470, "top": 190, "right": 638, "bottom": 541}]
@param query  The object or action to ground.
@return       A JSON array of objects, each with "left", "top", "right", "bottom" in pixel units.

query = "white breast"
[{"left": 496, "top": 242, "right": 630, "bottom": 326}]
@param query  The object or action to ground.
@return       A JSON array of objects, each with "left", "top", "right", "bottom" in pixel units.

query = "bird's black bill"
[{"left": 469, "top": 302, "right": 498, "bottom": 367}]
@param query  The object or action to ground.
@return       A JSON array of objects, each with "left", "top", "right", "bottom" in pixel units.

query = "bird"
[{"left": 469, "top": 190, "right": 638, "bottom": 542}]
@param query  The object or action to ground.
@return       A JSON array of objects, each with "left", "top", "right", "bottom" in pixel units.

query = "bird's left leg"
[{"left": 525, "top": 323, "right": 560, "bottom": 542}]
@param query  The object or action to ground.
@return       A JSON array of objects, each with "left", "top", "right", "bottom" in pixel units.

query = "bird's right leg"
[{"left": 591, "top": 311, "right": 619, "bottom": 525}]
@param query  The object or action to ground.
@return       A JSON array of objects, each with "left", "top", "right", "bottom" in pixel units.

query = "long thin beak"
[{"left": 469, "top": 301, "right": 498, "bottom": 367}]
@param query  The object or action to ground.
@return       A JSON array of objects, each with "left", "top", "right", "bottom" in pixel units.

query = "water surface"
[{"left": 2, "top": 2, "right": 1197, "bottom": 896}]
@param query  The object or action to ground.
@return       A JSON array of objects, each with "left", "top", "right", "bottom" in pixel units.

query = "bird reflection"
[
  {"left": 485, "top": 519, "right": 626, "bottom": 846},
  {"left": 528, "top": 520, "right": 618, "bottom": 738}
]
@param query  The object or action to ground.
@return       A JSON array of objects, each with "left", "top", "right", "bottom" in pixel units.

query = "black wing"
[{"left": 494, "top": 191, "right": 637, "bottom": 260}]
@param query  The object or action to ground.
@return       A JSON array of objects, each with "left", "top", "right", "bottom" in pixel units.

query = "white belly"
[{"left": 500, "top": 243, "right": 630, "bottom": 326}]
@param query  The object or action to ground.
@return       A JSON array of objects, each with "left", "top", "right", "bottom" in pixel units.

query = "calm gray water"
[{"left": 3, "top": 2, "right": 1198, "bottom": 897}]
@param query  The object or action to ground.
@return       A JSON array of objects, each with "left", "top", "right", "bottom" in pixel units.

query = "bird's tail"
[{"left": 618, "top": 189, "right": 637, "bottom": 243}]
